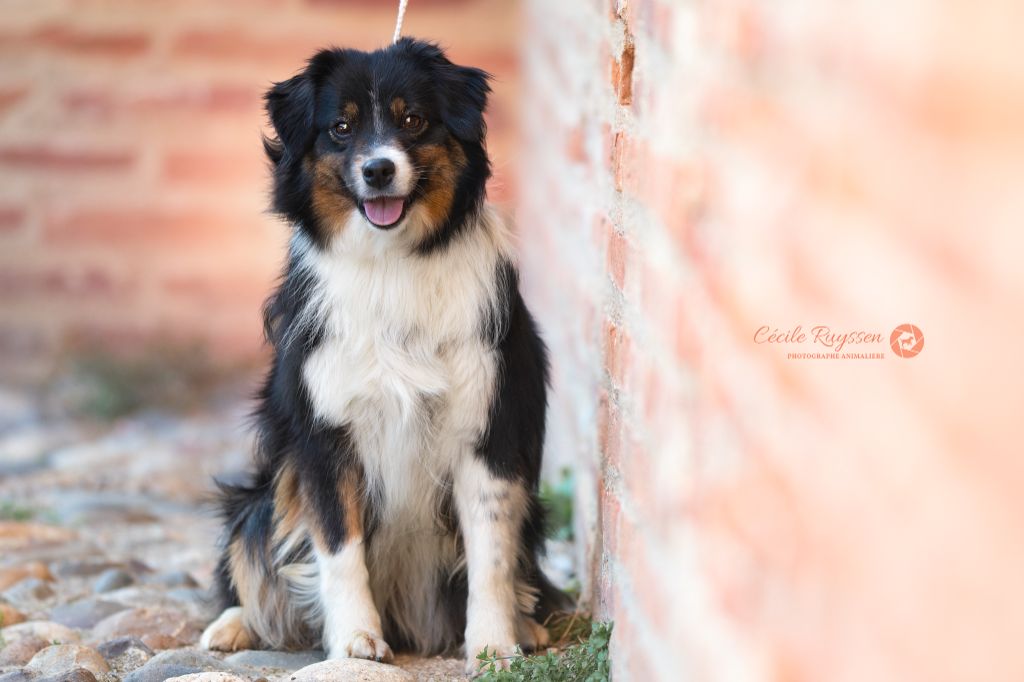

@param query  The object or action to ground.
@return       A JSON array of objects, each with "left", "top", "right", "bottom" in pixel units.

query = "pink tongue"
[{"left": 364, "top": 197, "right": 404, "bottom": 226}]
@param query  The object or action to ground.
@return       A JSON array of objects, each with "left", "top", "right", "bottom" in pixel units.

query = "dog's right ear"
[
  {"left": 264, "top": 73, "right": 314, "bottom": 164},
  {"left": 264, "top": 51, "right": 340, "bottom": 164}
]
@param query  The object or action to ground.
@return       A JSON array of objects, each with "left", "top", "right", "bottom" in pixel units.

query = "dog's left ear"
[
  {"left": 437, "top": 62, "right": 491, "bottom": 143},
  {"left": 400, "top": 39, "right": 491, "bottom": 143}
]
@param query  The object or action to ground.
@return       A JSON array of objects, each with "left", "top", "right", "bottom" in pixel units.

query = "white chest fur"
[{"left": 298, "top": 210, "right": 510, "bottom": 521}]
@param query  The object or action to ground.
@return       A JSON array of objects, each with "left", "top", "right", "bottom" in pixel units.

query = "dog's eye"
[
  {"left": 402, "top": 114, "right": 424, "bottom": 131},
  {"left": 333, "top": 120, "right": 352, "bottom": 136}
]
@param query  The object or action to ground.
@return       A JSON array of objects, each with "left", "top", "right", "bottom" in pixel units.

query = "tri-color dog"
[{"left": 199, "top": 39, "right": 567, "bottom": 671}]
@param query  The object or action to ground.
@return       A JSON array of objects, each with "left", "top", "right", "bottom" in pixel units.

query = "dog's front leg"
[
  {"left": 303, "top": 447, "right": 392, "bottom": 663},
  {"left": 455, "top": 456, "right": 528, "bottom": 670}
]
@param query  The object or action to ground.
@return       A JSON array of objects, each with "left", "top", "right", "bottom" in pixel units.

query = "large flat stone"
[
  {"left": 224, "top": 649, "right": 324, "bottom": 672},
  {"left": 122, "top": 648, "right": 249, "bottom": 682},
  {"left": 50, "top": 598, "right": 130, "bottom": 629},
  {"left": 165, "top": 671, "right": 251, "bottom": 675},
  {"left": 289, "top": 659, "right": 414, "bottom": 682},
  {"left": 1, "top": 621, "right": 80, "bottom": 647},
  {"left": 26, "top": 644, "right": 110, "bottom": 677},
  {"left": 90, "top": 607, "right": 200, "bottom": 645}
]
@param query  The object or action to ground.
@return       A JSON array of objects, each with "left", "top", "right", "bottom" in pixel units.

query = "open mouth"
[{"left": 360, "top": 196, "right": 407, "bottom": 229}]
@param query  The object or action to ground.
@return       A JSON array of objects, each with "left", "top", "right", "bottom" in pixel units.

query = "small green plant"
[
  {"left": 48, "top": 340, "right": 246, "bottom": 420},
  {"left": 540, "top": 467, "right": 575, "bottom": 541},
  {"left": 0, "top": 500, "right": 35, "bottom": 521},
  {"left": 544, "top": 610, "right": 594, "bottom": 647},
  {"left": 475, "top": 621, "right": 613, "bottom": 681}
]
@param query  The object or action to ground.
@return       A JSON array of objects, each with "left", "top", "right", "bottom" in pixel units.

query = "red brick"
[
  {"left": 64, "top": 84, "right": 261, "bottom": 118},
  {"left": 163, "top": 273, "right": 268, "bottom": 305},
  {"left": 171, "top": 29, "right": 316, "bottom": 65},
  {"left": 0, "top": 145, "right": 134, "bottom": 172},
  {"left": 306, "top": 0, "right": 471, "bottom": 6},
  {"left": 612, "top": 34, "right": 635, "bottom": 106},
  {"left": 597, "top": 388, "right": 623, "bottom": 472},
  {"left": 620, "top": 529, "right": 670, "bottom": 634},
  {"left": 606, "top": 227, "right": 628, "bottom": 290},
  {"left": 0, "top": 86, "right": 28, "bottom": 115},
  {"left": 36, "top": 25, "right": 150, "bottom": 57},
  {"left": 0, "top": 267, "right": 126, "bottom": 297},
  {"left": 44, "top": 208, "right": 247, "bottom": 245},
  {"left": 603, "top": 318, "right": 631, "bottom": 387},
  {"left": 162, "top": 150, "right": 265, "bottom": 186},
  {"left": 616, "top": 611, "right": 659, "bottom": 682},
  {"left": 565, "top": 126, "right": 587, "bottom": 163},
  {"left": 596, "top": 483, "right": 621, "bottom": 579},
  {"left": 0, "top": 206, "right": 25, "bottom": 232}
]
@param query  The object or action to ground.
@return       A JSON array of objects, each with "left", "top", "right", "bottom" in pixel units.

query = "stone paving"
[{"left": 0, "top": 386, "right": 576, "bottom": 681}]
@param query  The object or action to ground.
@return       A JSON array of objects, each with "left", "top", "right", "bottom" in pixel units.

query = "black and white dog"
[{"left": 199, "top": 39, "right": 566, "bottom": 670}]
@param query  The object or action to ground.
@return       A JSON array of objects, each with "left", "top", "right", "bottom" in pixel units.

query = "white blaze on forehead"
[{"left": 354, "top": 144, "right": 415, "bottom": 197}]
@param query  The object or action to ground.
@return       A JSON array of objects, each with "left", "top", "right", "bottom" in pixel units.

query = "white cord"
[{"left": 393, "top": 0, "right": 409, "bottom": 44}]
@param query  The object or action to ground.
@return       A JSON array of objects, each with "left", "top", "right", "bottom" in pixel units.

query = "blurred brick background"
[
  {"left": 519, "top": 0, "right": 1024, "bottom": 680},
  {"left": 5, "top": 0, "right": 1024, "bottom": 680},
  {"left": 0, "top": 0, "right": 520, "bottom": 381}
]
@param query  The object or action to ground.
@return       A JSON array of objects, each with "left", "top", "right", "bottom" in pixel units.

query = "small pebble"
[
  {"left": 36, "top": 669, "right": 98, "bottom": 682},
  {"left": 50, "top": 560, "right": 126, "bottom": 580},
  {"left": 0, "top": 602, "right": 26, "bottom": 626},
  {"left": 93, "top": 568, "right": 135, "bottom": 593},
  {"left": 0, "top": 634, "right": 49, "bottom": 666},
  {"left": 95, "top": 636, "right": 155, "bottom": 673},
  {"left": 146, "top": 572, "right": 198, "bottom": 589},
  {"left": 2, "top": 577, "right": 55, "bottom": 602},
  {"left": 0, "top": 670, "right": 33, "bottom": 682},
  {"left": 0, "top": 562, "right": 53, "bottom": 592}
]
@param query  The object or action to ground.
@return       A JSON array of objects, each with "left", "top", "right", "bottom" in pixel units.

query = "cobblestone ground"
[{"left": 0, "top": 385, "right": 575, "bottom": 682}]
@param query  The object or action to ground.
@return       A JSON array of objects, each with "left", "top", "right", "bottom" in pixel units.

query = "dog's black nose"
[{"left": 362, "top": 158, "right": 396, "bottom": 189}]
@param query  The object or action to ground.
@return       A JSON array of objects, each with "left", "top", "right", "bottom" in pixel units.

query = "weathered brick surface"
[
  {"left": 520, "top": 0, "right": 1024, "bottom": 680},
  {"left": 0, "top": 0, "right": 521, "bottom": 380}
]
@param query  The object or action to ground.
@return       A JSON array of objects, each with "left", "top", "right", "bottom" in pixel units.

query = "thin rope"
[{"left": 392, "top": 0, "right": 409, "bottom": 44}]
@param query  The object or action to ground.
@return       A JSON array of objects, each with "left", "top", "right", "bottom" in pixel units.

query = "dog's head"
[{"left": 263, "top": 38, "right": 492, "bottom": 253}]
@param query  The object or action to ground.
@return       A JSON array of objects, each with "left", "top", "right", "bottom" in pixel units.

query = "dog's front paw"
[
  {"left": 200, "top": 606, "right": 254, "bottom": 652},
  {"left": 328, "top": 630, "right": 394, "bottom": 663},
  {"left": 466, "top": 642, "right": 518, "bottom": 675}
]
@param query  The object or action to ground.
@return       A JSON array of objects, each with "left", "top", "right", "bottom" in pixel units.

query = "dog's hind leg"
[
  {"left": 202, "top": 467, "right": 317, "bottom": 652},
  {"left": 200, "top": 606, "right": 254, "bottom": 652}
]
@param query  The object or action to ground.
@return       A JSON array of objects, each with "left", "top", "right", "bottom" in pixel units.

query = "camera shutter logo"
[{"left": 890, "top": 324, "right": 924, "bottom": 358}]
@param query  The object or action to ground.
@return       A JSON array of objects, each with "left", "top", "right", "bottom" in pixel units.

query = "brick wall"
[
  {"left": 0, "top": 0, "right": 520, "bottom": 381},
  {"left": 519, "top": 0, "right": 1024, "bottom": 680}
]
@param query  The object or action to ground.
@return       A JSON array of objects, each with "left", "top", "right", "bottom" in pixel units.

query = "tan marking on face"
[
  {"left": 408, "top": 136, "right": 466, "bottom": 243},
  {"left": 343, "top": 101, "right": 359, "bottom": 121},
  {"left": 308, "top": 155, "right": 356, "bottom": 236},
  {"left": 390, "top": 97, "right": 406, "bottom": 120}
]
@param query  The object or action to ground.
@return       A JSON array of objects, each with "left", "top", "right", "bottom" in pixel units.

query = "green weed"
[{"left": 475, "top": 621, "right": 613, "bottom": 682}]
